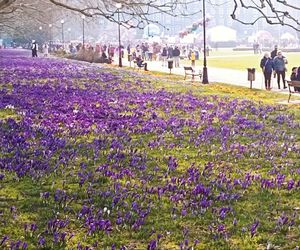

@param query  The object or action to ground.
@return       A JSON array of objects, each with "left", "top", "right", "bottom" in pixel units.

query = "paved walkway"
[{"left": 117, "top": 57, "right": 292, "bottom": 93}]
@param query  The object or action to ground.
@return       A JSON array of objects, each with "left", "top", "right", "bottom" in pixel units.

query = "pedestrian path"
[{"left": 118, "top": 58, "right": 294, "bottom": 95}]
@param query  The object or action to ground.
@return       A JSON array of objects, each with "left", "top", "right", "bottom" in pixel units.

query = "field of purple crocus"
[{"left": 0, "top": 49, "right": 300, "bottom": 250}]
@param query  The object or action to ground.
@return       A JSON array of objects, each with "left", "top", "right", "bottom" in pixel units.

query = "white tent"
[{"left": 207, "top": 26, "right": 237, "bottom": 42}]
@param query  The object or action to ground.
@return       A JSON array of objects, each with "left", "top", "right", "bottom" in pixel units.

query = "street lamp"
[
  {"left": 49, "top": 24, "right": 53, "bottom": 42},
  {"left": 61, "top": 19, "right": 65, "bottom": 44},
  {"left": 67, "top": 28, "right": 71, "bottom": 42},
  {"left": 81, "top": 15, "right": 85, "bottom": 46},
  {"left": 202, "top": 0, "right": 209, "bottom": 84},
  {"left": 39, "top": 26, "right": 43, "bottom": 43},
  {"left": 116, "top": 2, "right": 122, "bottom": 67}
]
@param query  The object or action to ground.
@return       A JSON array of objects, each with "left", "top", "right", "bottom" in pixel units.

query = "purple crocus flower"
[
  {"left": 38, "top": 236, "right": 46, "bottom": 247},
  {"left": 250, "top": 220, "right": 259, "bottom": 237},
  {"left": 0, "top": 236, "right": 8, "bottom": 246},
  {"left": 147, "top": 239, "right": 157, "bottom": 250},
  {"left": 22, "top": 242, "right": 28, "bottom": 249}
]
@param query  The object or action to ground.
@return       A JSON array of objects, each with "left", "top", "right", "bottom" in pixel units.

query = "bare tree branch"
[
  {"left": 231, "top": 0, "right": 300, "bottom": 31},
  {"left": 0, "top": 0, "right": 16, "bottom": 10},
  {"left": 46, "top": 0, "right": 203, "bottom": 29},
  {"left": 1, "top": 0, "right": 300, "bottom": 42}
]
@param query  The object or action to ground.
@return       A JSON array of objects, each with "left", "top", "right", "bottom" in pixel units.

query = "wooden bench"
[
  {"left": 184, "top": 66, "right": 202, "bottom": 81},
  {"left": 287, "top": 80, "right": 300, "bottom": 103}
]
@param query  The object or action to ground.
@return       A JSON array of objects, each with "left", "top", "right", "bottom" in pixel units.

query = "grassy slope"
[
  {"left": 181, "top": 52, "right": 300, "bottom": 72},
  {"left": 1, "top": 62, "right": 300, "bottom": 250}
]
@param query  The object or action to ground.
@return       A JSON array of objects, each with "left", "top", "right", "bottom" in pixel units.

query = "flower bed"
[{"left": 0, "top": 49, "right": 300, "bottom": 249}]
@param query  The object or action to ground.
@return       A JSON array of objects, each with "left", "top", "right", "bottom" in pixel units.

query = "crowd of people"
[
  {"left": 260, "top": 45, "right": 300, "bottom": 92},
  {"left": 27, "top": 40, "right": 300, "bottom": 92},
  {"left": 29, "top": 40, "right": 206, "bottom": 70},
  {"left": 127, "top": 43, "right": 204, "bottom": 69}
]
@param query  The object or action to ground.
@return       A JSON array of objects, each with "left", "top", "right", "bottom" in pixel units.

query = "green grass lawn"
[
  {"left": 1, "top": 50, "right": 300, "bottom": 250},
  {"left": 182, "top": 51, "right": 300, "bottom": 72},
  {"left": 203, "top": 49, "right": 253, "bottom": 57}
]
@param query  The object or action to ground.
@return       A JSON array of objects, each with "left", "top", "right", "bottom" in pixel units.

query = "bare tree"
[
  {"left": 230, "top": 0, "right": 300, "bottom": 31},
  {"left": 47, "top": 0, "right": 203, "bottom": 29},
  {"left": 1, "top": 0, "right": 300, "bottom": 38},
  {"left": 0, "top": 0, "right": 16, "bottom": 11},
  {"left": 48, "top": 0, "right": 300, "bottom": 31},
  {"left": 0, "top": 0, "right": 203, "bottom": 41},
  {"left": 0, "top": 0, "right": 67, "bottom": 42}
]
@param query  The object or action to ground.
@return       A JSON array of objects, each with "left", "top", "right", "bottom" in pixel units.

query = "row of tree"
[{"left": 0, "top": 0, "right": 299, "bottom": 43}]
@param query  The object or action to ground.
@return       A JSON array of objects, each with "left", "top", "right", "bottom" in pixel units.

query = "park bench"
[
  {"left": 287, "top": 80, "right": 300, "bottom": 103},
  {"left": 184, "top": 66, "right": 202, "bottom": 81}
]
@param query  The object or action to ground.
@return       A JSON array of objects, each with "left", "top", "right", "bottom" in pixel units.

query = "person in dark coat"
[
  {"left": 136, "top": 55, "right": 148, "bottom": 71},
  {"left": 260, "top": 52, "right": 274, "bottom": 90},
  {"left": 167, "top": 46, "right": 173, "bottom": 59},
  {"left": 161, "top": 46, "right": 168, "bottom": 67},
  {"left": 271, "top": 45, "right": 278, "bottom": 59},
  {"left": 100, "top": 51, "right": 111, "bottom": 64},
  {"left": 172, "top": 46, "right": 180, "bottom": 67},
  {"left": 31, "top": 40, "right": 38, "bottom": 57},
  {"left": 273, "top": 50, "right": 288, "bottom": 89},
  {"left": 290, "top": 67, "right": 297, "bottom": 81},
  {"left": 295, "top": 67, "right": 300, "bottom": 92}
]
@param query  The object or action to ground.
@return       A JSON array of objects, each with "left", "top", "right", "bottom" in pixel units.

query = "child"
[
  {"left": 191, "top": 50, "right": 195, "bottom": 67},
  {"left": 290, "top": 67, "right": 297, "bottom": 81}
]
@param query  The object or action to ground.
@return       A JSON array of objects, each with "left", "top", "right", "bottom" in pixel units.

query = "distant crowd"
[
  {"left": 29, "top": 40, "right": 300, "bottom": 92},
  {"left": 29, "top": 40, "right": 209, "bottom": 70}
]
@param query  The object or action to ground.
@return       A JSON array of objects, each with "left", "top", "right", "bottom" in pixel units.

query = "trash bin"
[
  {"left": 168, "top": 59, "right": 173, "bottom": 74},
  {"left": 247, "top": 68, "right": 255, "bottom": 88}
]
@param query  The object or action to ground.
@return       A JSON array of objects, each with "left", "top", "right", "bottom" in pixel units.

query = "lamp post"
[
  {"left": 81, "top": 15, "right": 85, "bottom": 46},
  {"left": 116, "top": 3, "right": 122, "bottom": 67},
  {"left": 202, "top": 0, "right": 209, "bottom": 84},
  {"left": 67, "top": 28, "right": 71, "bottom": 42},
  {"left": 49, "top": 24, "right": 53, "bottom": 42},
  {"left": 61, "top": 19, "right": 65, "bottom": 44},
  {"left": 39, "top": 26, "right": 43, "bottom": 43}
]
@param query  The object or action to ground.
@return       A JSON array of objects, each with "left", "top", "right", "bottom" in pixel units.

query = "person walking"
[
  {"left": 271, "top": 45, "right": 278, "bottom": 59},
  {"left": 148, "top": 45, "right": 153, "bottom": 61},
  {"left": 161, "top": 46, "right": 168, "bottom": 67},
  {"left": 127, "top": 44, "right": 131, "bottom": 55},
  {"left": 31, "top": 40, "right": 38, "bottom": 57},
  {"left": 260, "top": 52, "right": 273, "bottom": 90},
  {"left": 173, "top": 46, "right": 180, "bottom": 67},
  {"left": 43, "top": 43, "right": 49, "bottom": 57},
  {"left": 273, "top": 50, "right": 288, "bottom": 89},
  {"left": 167, "top": 46, "right": 173, "bottom": 59}
]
